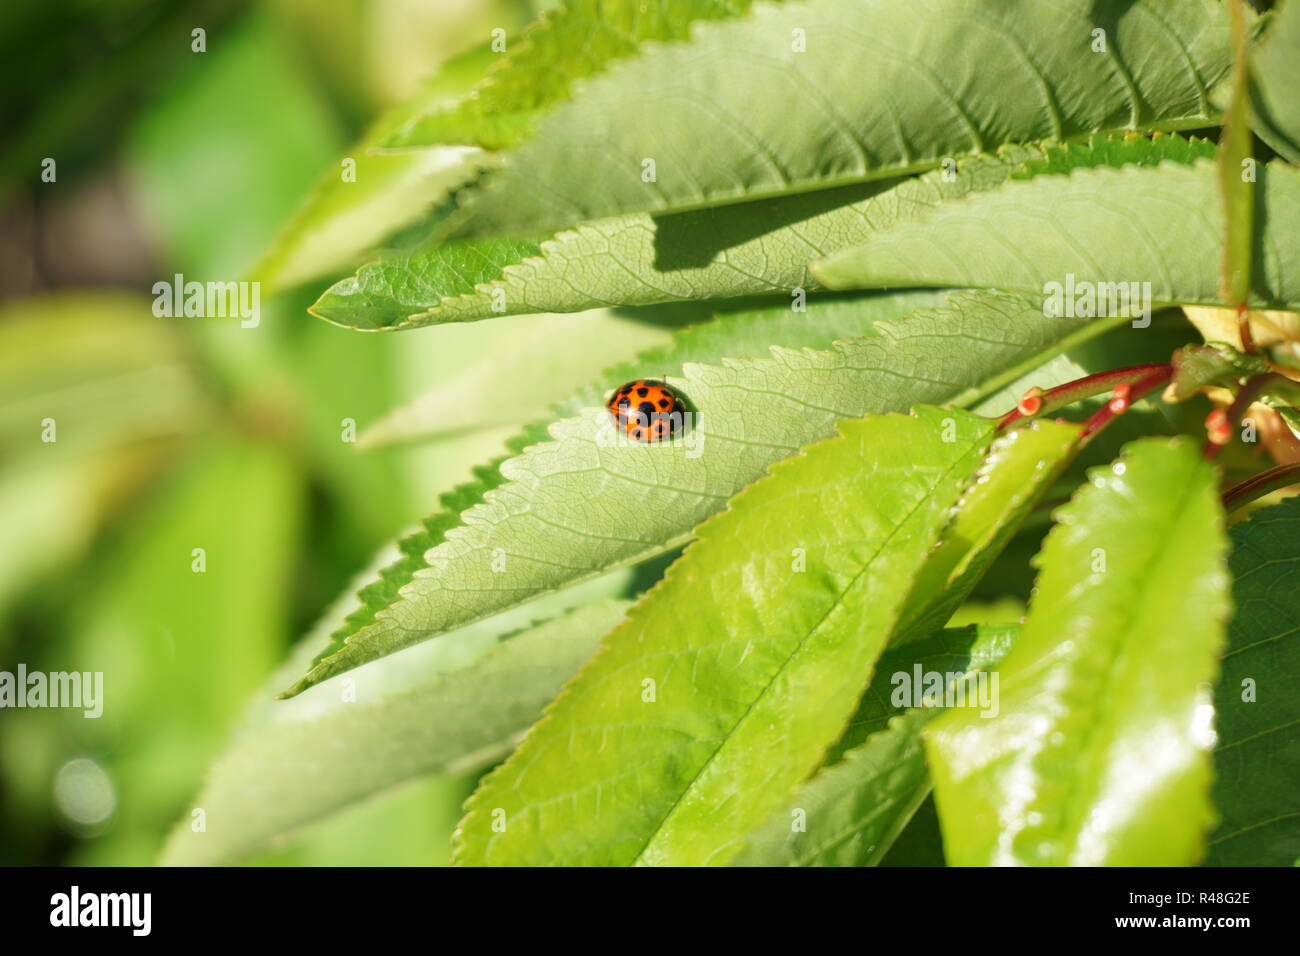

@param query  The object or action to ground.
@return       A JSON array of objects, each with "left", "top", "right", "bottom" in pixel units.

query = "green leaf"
[
  {"left": 312, "top": 290, "right": 942, "bottom": 678},
  {"left": 1250, "top": 0, "right": 1300, "bottom": 164},
  {"left": 452, "top": 407, "right": 995, "bottom": 866},
  {"left": 311, "top": 148, "right": 1032, "bottom": 330},
  {"left": 258, "top": 1, "right": 773, "bottom": 293},
  {"left": 735, "top": 624, "right": 1018, "bottom": 867},
  {"left": 895, "top": 418, "right": 1082, "bottom": 643},
  {"left": 450, "top": 0, "right": 1233, "bottom": 240},
  {"left": 553, "top": 291, "right": 948, "bottom": 414},
  {"left": 735, "top": 711, "right": 935, "bottom": 868},
  {"left": 1206, "top": 497, "right": 1300, "bottom": 866},
  {"left": 926, "top": 437, "right": 1231, "bottom": 866},
  {"left": 284, "top": 291, "right": 1109, "bottom": 697},
  {"left": 251, "top": 147, "right": 492, "bottom": 298},
  {"left": 833, "top": 624, "right": 1020, "bottom": 762},
  {"left": 1169, "top": 342, "right": 1271, "bottom": 400},
  {"left": 732, "top": 423, "right": 1084, "bottom": 868},
  {"left": 310, "top": 234, "right": 545, "bottom": 330},
  {"left": 815, "top": 159, "right": 1300, "bottom": 312},
  {"left": 383, "top": 0, "right": 765, "bottom": 152},
  {"left": 356, "top": 309, "right": 675, "bottom": 449},
  {"left": 1009, "top": 132, "right": 1216, "bottom": 180},
  {"left": 161, "top": 598, "right": 628, "bottom": 866},
  {"left": 315, "top": 134, "right": 1213, "bottom": 333}
]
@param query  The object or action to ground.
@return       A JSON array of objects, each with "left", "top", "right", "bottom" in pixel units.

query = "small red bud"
[
  {"left": 1017, "top": 386, "right": 1045, "bottom": 417},
  {"left": 1105, "top": 381, "right": 1133, "bottom": 414},
  {"left": 1206, "top": 409, "right": 1232, "bottom": 445}
]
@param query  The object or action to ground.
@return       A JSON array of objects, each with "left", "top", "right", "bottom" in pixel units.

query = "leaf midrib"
[{"left": 1035, "top": 467, "right": 1201, "bottom": 861}]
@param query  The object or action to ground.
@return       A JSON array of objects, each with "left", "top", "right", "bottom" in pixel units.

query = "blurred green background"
[{"left": 0, "top": 0, "right": 672, "bottom": 865}]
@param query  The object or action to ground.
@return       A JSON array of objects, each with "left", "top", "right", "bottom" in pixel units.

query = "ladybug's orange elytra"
[{"left": 606, "top": 379, "right": 685, "bottom": 442}]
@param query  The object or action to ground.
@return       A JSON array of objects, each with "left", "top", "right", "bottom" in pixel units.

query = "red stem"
[
  {"left": 996, "top": 364, "right": 1171, "bottom": 431},
  {"left": 1079, "top": 365, "right": 1174, "bottom": 439},
  {"left": 1222, "top": 463, "right": 1300, "bottom": 512}
]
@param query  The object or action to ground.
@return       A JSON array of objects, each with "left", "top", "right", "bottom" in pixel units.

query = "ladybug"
[{"left": 606, "top": 379, "right": 684, "bottom": 442}]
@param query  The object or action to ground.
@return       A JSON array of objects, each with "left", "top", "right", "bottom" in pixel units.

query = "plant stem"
[
  {"left": 996, "top": 363, "right": 1171, "bottom": 431},
  {"left": 1222, "top": 463, "right": 1300, "bottom": 512},
  {"left": 1079, "top": 365, "right": 1174, "bottom": 439},
  {"left": 1237, "top": 302, "right": 1257, "bottom": 355}
]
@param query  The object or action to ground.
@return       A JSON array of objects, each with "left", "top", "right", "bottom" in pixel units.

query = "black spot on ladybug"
[{"left": 606, "top": 379, "right": 687, "bottom": 442}]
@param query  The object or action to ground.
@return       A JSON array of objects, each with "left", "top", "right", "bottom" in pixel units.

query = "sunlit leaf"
[
  {"left": 452, "top": 407, "right": 994, "bottom": 866},
  {"left": 816, "top": 160, "right": 1300, "bottom": 312},
  {"left": 450, "top": 0, "right": 1232, "bottom": 239},
  {"left": 312, "top": 148, "right": 1031, "bottom": 330},
  {"left": 315, "top": 135, "right": 1213, "bottom": 332},
  {"left": 384, "top": 0, "right": 766, "bottom": 151},
  {"left": 926, "top": 437, "right": 1231, "bottom": 866},
  {"left": 736, "top": 624, "right": 1017, "bottom": 867},
  {"left": 284, "top": 292, "right": 1106, "bottom": 696}
]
